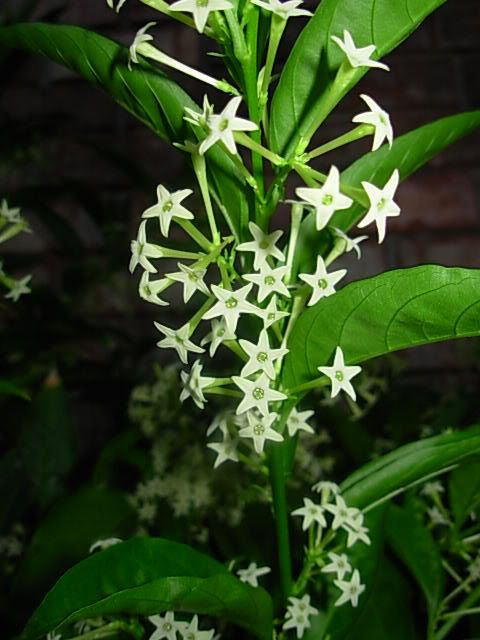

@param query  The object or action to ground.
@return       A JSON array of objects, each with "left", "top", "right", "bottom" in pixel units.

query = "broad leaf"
[
  {"left": 340, "top": 424, "right": 480, "bottom": 511},
  {"left": 283, "top": 265, "right": 480, "bottom": 389},
  {"left": 387, "top": 500, "right": 444, "bottom": 625},
  {"left": 0, "top": 379, "right": 30, "bottom": 400},
  {"left": 449, "top": 459, "right": 480, "bottom": 529},
  {"left": 0, "top": 23, "right": 249, "bottom": 238},
  {"left": 269, "top": 0, "right": 446, "bottom": 157},
  {"left": 293, "top": 111, "right": 480, "bottom": 277},
  {"left": 21, "top": 537, "right": 273, "bottom": 640}
]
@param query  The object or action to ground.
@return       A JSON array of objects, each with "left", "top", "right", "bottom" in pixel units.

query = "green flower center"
[
  {"left": 162, "top": 199, "right": 173, "bottom": 212},
  {"left": 226, "top": 296, "right": 238, "bottom": 308},
  {"left": 253, "top": 423, "right": 265, "bottom": 436},
  {"left": 219, "top": 117, "right": 229, "bottom": 131},
  {"left": 264, "top": 275, "right": 275, "bottom": 286},
  {"left": 175, "top": 335, "right": 184, "bottom": 344},
  {"left": 335, "top": 370, "right": 344, "bottom": 381},
  {"left": 256, "top": 351, "right": 268, "bottom": 363},
  {"left": 253, "top": 387, "right": 265, "bottom": 400},
  {"left": 259, "top": 240, "right": 269, "bottom": 250},
  {"left": 377, "top": 197, "right": 387, "bottom": 211},
  {"left": 163, "top": 622, "right": 173, "bottom": 631},
  {"left": 322, "top": 194, "right": 333, "bottom": 206},
  {"left": 143, "top": 285, "right": 152, "bottom": 296},
  {"left": 196, "top": 0, "right": 209, "bottom": 7},
  {"left": 217, "top": 328, "right": 225, "bottom": 337},
  {"left": 317, "top": 278, "right": 328, "bottom": 289},
  {"left": 188, "top": 272, "right": 198, "bottom": 281},
  {"left": 186, "top": 634, "right": 195, "bottom": 640},
  {"left": 267, "top": 312, "right": 276, "bottom": 320}
]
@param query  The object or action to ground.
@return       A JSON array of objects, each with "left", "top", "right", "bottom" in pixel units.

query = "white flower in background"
[
  {"left": 46, "top": 632, "right": 61, "bottom": 640},
  {"left": 201, "top": 318, "right": 236, "bottom": 357},
  {"left": 299, "top": 256, "right": 346, "bottom": 306},
  {"left": 206, "top": 410, "right": 232, "bottom": 436},
  {"left": 129, "top": 221, "right": 164, "bottom": 273},
  {"left": 184, "top": 95, "right": 214, "bottom": 128},
  {"left": 344, "top": 513, "right": 371, "bottom": 547},
  {"left": 180, "top": 360, "right": 215, "bottom": 409},
  {"left": 129, "top": 22, "right": 155, "bottom": 69},
  {"left": 286, "top": 408, "right": 314, "bottom": 437},
  {"left": 233, "top": 374, "right": 287, "bottom": 416},
  {"left": 321, "top": 552, "right": 352, "bottom": 580},
  {"left": 177, "top": 615, "right": 215, "bottom": 640},
  {"left": 237, "top": 562, "right": 271, "bottom": 587},
  {"left": 138, "top": 501, "right": 157, "bottom": 523},
  {"left": 252, "top": 0, "right": 312, "bottom": 18},
  {"left": 166, "top": 263, "right": 209, "bottom": 303},
  {"left": 324, "top": 495, "right": 359, "bottom": 530},
  {"left": 142, "top": 185, "right": 194, "bottom": 238},
  {"left": 238, "top": 411, "right": 283, "bottom": 453},
  {"left": 106, "top": 0, "right": 127, "bottom": 12},
  {"left": 334, "top": 569, "right": 365, "bottom": 607},
  {"left": 296, "top": 166, "right": 353, "bottom": 231},
  {"left": 421, "top": 481, "right": 444, "bottom": 498},
  {"left": 261, "top": 295, "right": 290, "bottom": 328},
  {"left": 352, "top": 94, "right": 393, "bottom": 151},
  {"left": 331, "top": 30, "right": 389, "bottom": 71},
  {"left": 0, "top": 198, "right": 22, "bottom": 223},
  {"left": 312, "top": 480, "right": 340, "bottom": 495},
  {"left": 468, "top": 555, "right": 480, "bottom": 581},
  {"left": 139, "top": 272, "right": 170, "bottom": 306},
  {"left": 207, "top": 433, "right": 239, "bottom": 467},
  {"left": 236, "top": 222, "right": 285, "bottom": 271},
  {"left": 89, "top": 538, "right": 122, "bottom": 553},
  {"left": 332, "top": 227, "right": 368, "bottom": 259},
  {"left": 170, "top": 0, "right": 233, "bottom": 34},
  {"left": 292, "top": 498, "right": 327, "bottom": 530},
  {"left": 148, "top": 611, "right": 180, "bottom": 640},
  {"left": 155, "top": 322, "right": 204, "bottom": 364},
  {"left": 427, "top": 506, "right": 450, "bottom": 527},
  {"left": 358, "top": 169, "right": 400, "bottom": 243},
  {"left": 286, "top": 594, "right": 318, "bottom": 618},
  {"left": 4, "top": 275, "right": 32, "bottom": 302},
  {"left": 199, "top": 97, "right": 257, "bottom": 155},
  {"left": 244, "top": 264, "right": 290, "bottom": 303},
  {"left": 203, "top": 283, "right": 258, "bottom": 334},
  {"left": 239, "top": 329, "right": 288, "bottom": 379},
  {"left": 283, "top": 594, "right": 318, "bottom": 638},
  {"left": 318, "top": 346, "right": 362, "bottom": 401}
]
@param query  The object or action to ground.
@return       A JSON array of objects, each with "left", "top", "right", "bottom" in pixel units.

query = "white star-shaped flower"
[
  {"left": 421, "top": 481, "right": 444, "bottom": 498},
  {"left": 155, "top": 322, "right": 204, "bottom": 364},
  {"left": 344, "top": 513, "right": 371, "bottom": 547},
  {"left": 0, "top": 198, "right": 22, "bottom": 223},
  {"left": 89, "top": 538, "right": 122, "bottom": 553},
  {"left": 286, "top": 408, "right": 314, "bottom": 437},
  {"left": 239, "top": 329, "right": 288, "bottom": 379},
  {"left": 139, "top": 272, "right": 170, "bottom": 306},
  {"left": 207, "top": 433, "right": 239, "bottom": 467},
  {"left": 180, "top": 360, "right": 215, "bottom": 409},
  {"left": 238, "top": 411, "right": 283, "bottom": 453},
  {"left": 170, "top": 0, "right": 233, "bottom": 33},
  {"left": 244, "top": 264, "right": 290, "bottom": 303},
  {"left": 203, "top": 283, "right": 258, "bottom": 334},
  {"left": 311, "top": 480, "right": 340, "bottom": 501},
  {"left": 286, "top": 594, "right": 319, "bottom": 619},
  {"left": 106, "top": 0, "right": 127, "bottom": 12},
  {"left": 46, "top": 632, "right": 61, "bottom": 640},
  {"left": 199, "top": 96, "right": 257, "bottom": 155},
  {"left": 232, "top": 374, "right": 287, "bottom": 416},
  {"left": 332, "top": 227, "right": 368, "bottom": 259},
  {"left": 352, "top": 94, "right": 393, "bottom": 151},
  {"left": 184, "top": 95, "right": 214, "bottom": 128},
  {"left": 237, "top": 562, "right": 271, "bottom": 587},
  {"left": 296, "top": 166, "right": 353, "bottom": 231},
  {"left": 166, "top": 262, "right": 209, "bottom": 302},
  {"left": 318, "top": 346, "right": 362, "bottom": 401},
  {"left": 261, "top": 296, "right": 290, "bottom": 328},
  {"left": 283, "top": 595, "right": 318, "bottom": 638},
  {"left": 236, "top": 222, "right": 285, "bottom": 271},
  {"left": 129, "top": 22, "right": 155, "bottom": 69},
  {"left": 321, "top": 552, "right": 352, "bottom": 581},
  {"left": 148, "top": 611, "right": 180, "bottom": 640},
  {"left": 358, "top": 169, "right": 401, "bottom": 243},
  {"left": 299, "top": 256, "right": 346, "bottom": 306},
  {"left": 206, "top": 409, "right": 233, "bottom": 436},
  {"left": 142, "top": 185, "right": 194, "bottom": 238},
  {"left": 250, "top": 0, "right": 311, "bottom": 19},
  {"left": 177, "top": 615, "right": 214, "bottom": 640},
  {"left": 334, "top": 569, "right": 365, "bottom": 607},
  {"left": 324, "top": 495, "right": 360, "bottom": 531},
  {"left": 129, "top": 220, "right": 164, "bottom": 274},
  {"left": 331, "top": 30, "right": 389, "bottom": 71},
  {"left": 4, "top": 275, "right": 32, "bottom": 302},
  {"left": 201, "top": 318, "right": 236, "bottom": 357},
  {"left": 291, "top": 498, "right": 327, "bottom": 530}
]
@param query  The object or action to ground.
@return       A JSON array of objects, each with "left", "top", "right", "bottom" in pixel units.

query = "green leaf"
[
  {"left": 283, "top": 265, "right": 480, "bottom": 390},
  {"left": 293, "top": 111, "right": 480, "bottom": 277},
  {"left": 21, "top": 537, "right": 273, "bottom": 640},
  {"left": 340, "top": 425, "right": 480, "bottom": 511},
  {"left": 449, "top": 459, "right": 480, "bottom": 529},
  {"left": 0, "top": 379, "right": 30, "bottom": 400},
  {"left": 269, "top": 0, "right": 446, "bottom": 157},
  {"left": 0, "top": 23, "right": 249, "bottom": 238},
  {"left": 387, "top": 499, "right": 444, "bottom": 625}
]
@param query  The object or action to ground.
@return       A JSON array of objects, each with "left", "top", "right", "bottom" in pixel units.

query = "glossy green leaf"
[
  {"left": 0, "top": 23, "right": 249, "bottom": 238},
  {"left": 0, "top": 379, "right": 30, "bottom": 400},
  {"left": 387, "top": 499, "right": 444, "bottom": 625},
  {"left": 293, "top": 111, "right": 480, "bottom": 277},
  {"left": 449, "top": 459, "right": 480, "bottom": 529},
  {"left": 269, "top": 0, "right": 446, "bottom": 157},
  {"left": 340, "top": 424, "right": 480, "bottom": 511},
  {"left": 283, "top": 265, "right": 480, "bottom": 389},
  {"left": 21, "top": 537, "right": 273, "bottom": 640}
]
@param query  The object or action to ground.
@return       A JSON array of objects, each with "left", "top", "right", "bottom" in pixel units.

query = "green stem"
[
  {"left": 225, "top": 339, "right": 248, "bottom": 362},
  {"left": 191, "top": 151, "right": 220, "bottom": 245},
  {"left": 258, "top": 15, "right": 286, "bottom": 119},
  {"left": 176, "top": 220, "right": 213, "bottom": 252},
  {"left": 436, "top": 584, "right": 480, "bottom": 640},
  {"left": 188, "top": 296, "right": 215, "bottom": 333},
  {"left": 205, "top": 387, "right": 242, "bottom": 398},
  {"left": 287, "top": 376, "right": 329, "bottom": 395},
  {"left": 234, "top": 131, "right": 285, "bottom": 166},
  {"left": 284, "top": 203, "right": 303, "bottom": 285},
  {"left": 304, "top": 124, "right": 373, "bottom": 161}
]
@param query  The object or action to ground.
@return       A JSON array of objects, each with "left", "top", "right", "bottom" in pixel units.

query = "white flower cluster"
[
  {"left": 148, "top": 612, "right": 216, "bottom": 640},
  {"left": 0, "top": 198, "right": 32, "bottom": 302}
]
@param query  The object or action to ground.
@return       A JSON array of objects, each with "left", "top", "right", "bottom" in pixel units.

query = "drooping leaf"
[
  {"left": 0, "top": 23, "right": 249, "bottom": 238},
  {"left": 449, "top": 459, "right": 480, "bottom": 529},
  {"left": 340, "top": 425, "right": 480, "bottom": 511},
  {"left": 387, "top": 499, "right": 444, "bottom": 625},
  {"left": 283, "top": 265, "right": 480, "bottom": 389},
  {"left": 20, "top": 537, "right": 273, "bottom": 640},
  {"left": 0, "top": 378, "right": 30, "bottom": 400},
  {"left": 293, "top": 111, "right": 480, "bottom": 277},
  {"left": 269, "top": 0, "right": 447, "bottom": 157}
]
